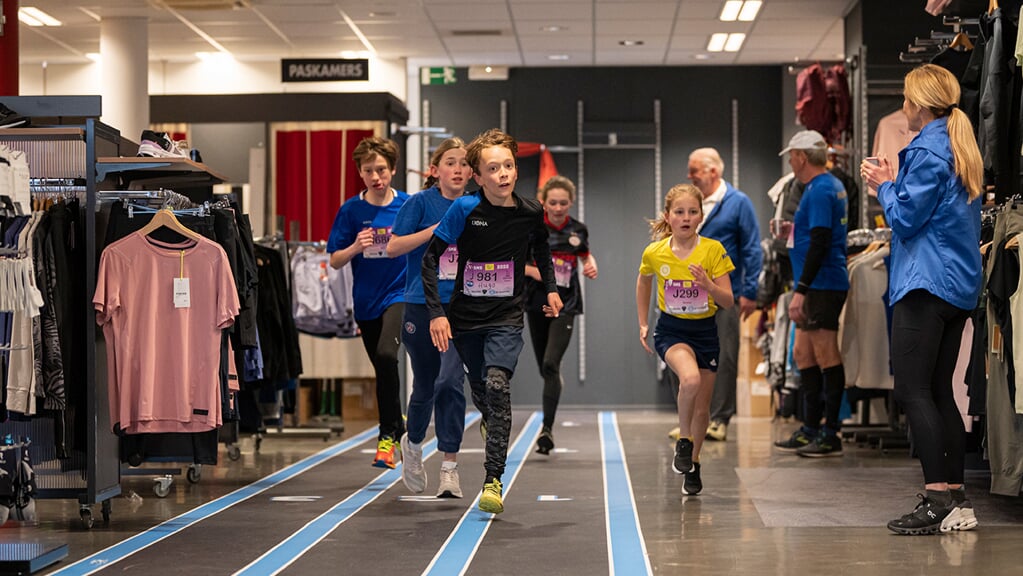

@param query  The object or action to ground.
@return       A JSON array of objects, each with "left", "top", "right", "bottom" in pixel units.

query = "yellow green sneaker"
[{"left": 478, "top": 478, "right": 504, "bottom": 514}]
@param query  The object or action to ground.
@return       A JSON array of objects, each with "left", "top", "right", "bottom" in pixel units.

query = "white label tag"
[{"left": 174, "top": 277, "right": 191, "bottom": 308}]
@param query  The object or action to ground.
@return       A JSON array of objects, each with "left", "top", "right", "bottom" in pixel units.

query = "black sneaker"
[
  {"left": 682, "top": 462, "right": 702, "bottom": 495},
  {"left": 796, "top": 433, "right": 843, "bottom": 458},
  {"left": 672, "top": 437, "right": 694, "bottom": 474},
  {"left": 535, "top": 427, "right": 554, "bottom": 455},
  {"left": 774, "top": 428, "right": 814, "bottom": 452},
  {"left": 888, "top": 492, "right": 953, "bottom": 535},
  {"left": 0, "top": 103, "right": 27, "bottom": 128}
]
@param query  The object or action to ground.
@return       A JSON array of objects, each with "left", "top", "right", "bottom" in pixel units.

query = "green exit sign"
[{"left": 421, "top": 67, "right": 456, "bottom": 85}]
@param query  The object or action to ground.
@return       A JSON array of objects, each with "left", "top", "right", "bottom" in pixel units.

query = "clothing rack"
[{"left": 0, "top": 113, "right": 123, "bottom": 531}]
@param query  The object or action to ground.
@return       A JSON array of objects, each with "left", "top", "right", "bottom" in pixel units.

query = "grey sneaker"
[
  {"left": 436, "top": 465, "right": 462, "bottom": 499},
  {"left": 400, "top": 433, "right": 426, "bottom": 493}
]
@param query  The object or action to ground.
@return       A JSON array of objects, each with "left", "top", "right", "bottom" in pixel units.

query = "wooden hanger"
[
  {"left": 989, "top": 0, "right": 999, "bottom": 14},
  {"left": 949, "top": 31, "right": 974, "bottom": 51},
  {"left": 137, "top": 208, "right": 204, "bottom": 242},
  {"left": 980, "top": 241, "right": 993, "bottom": 256},
  {"left": 1005, "top": 233, "right": 1020, "bottom": 249}
]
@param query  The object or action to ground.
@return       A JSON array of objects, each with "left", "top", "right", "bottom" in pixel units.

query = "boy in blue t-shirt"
[{"left": 327, "top": 136, "right": 408, "bottom": 469}]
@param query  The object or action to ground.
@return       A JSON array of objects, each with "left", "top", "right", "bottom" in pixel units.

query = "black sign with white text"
[{"left": 281, "top": 59, "right": 369, "bottom": 82}]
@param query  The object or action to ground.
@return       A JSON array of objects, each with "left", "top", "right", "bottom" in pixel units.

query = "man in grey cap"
[{"left": 773, "top": 130, "right": 849, "bottom": 458}]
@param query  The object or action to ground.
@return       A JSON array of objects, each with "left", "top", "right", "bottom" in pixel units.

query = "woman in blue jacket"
[{"left": 861, "top": 63, "right": 983, "bottom": 536}]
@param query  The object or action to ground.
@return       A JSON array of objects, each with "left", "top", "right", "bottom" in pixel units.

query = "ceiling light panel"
[
  {"left": 738, "top": 1, "right": 763, "bottom": 21},
  {"left": 21, "top": 7, "right": 62, "bottom": 26},
  {"left": 707, "top": 33, "right": 728, "bottom": 52},
  {"left": 720, "top": 1, "right": 743, "bottom": 21},
  {"left": 724, "top": 33, "right": 746, "bottom": 52}
]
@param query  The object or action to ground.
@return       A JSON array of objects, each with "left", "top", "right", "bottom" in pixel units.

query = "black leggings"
[
  {"left": 526, "top": 311, "right": 575, "bottom": 430},
  {"left": 357, "top": 303, "right": 405, "bottom": 439},
  {"left": 891, "top": 290, "right": 968, "bottom": 485}
]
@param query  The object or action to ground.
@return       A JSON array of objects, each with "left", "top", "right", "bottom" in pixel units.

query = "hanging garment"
[
  {"left": 95, "top": 232, "right": 240, "bottom": 434},
  {"left": 291, "top": 246, "right": 356, "bottom": 338}
]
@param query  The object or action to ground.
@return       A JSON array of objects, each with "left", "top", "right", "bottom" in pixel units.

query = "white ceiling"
[{"left": 17, "top": 0, "right": 857, "bottom": 67}]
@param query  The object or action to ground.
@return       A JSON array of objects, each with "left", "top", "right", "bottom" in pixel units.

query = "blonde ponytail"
[{"left": 945, "top": 108, "right": 983, "bottom": 201}]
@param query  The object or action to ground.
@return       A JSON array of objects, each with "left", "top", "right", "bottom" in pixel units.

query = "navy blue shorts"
[
  {"left": 453, "top": 325, "right": 524, "bottom": 381},
  {"left": 654, "top": 313, "right": 720, "bottom": 372}
]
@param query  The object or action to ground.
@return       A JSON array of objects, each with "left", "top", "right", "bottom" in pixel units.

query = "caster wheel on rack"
[
  {"left": 153, "top": 476, "right": 173, "bottom": 498},
  {"left": 227, "top": 445, "right": 241, "bottom": 461},
  {"left": 187, "top": 464, "right": 202, "bottom": 484},
  {"left": 80, "top": 508, "right": 94, "bottom": 530}
]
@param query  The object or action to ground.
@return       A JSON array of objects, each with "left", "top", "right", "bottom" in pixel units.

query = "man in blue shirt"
[
  {"left": 687, "top": 148, "right": 762, "bottom": 442},
  {"left": 773, "top": 130, "right": 849, "bottom": 458}
]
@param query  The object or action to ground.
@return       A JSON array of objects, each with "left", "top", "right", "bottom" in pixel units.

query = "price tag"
[{"left": 174, "top": 277, "right": 191, "bottom": 308}]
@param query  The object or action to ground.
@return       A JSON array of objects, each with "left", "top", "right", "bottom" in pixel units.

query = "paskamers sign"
[{"left": 281, "top": 59, "right": 369, "bottom": 82}]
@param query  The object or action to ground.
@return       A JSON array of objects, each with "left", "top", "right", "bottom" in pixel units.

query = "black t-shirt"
[
  {"left": 526, "top": 215, "right": 590, "bottom": 315},
  {"left": 423, "top": 190, "right": 557, "bottom": 333}
]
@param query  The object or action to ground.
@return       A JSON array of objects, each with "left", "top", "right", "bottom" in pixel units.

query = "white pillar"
[{"left": 100, "top": 18, "right": 148, "bottom": 141}]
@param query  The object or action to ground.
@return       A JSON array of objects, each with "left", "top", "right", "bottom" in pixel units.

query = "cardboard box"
[
  {"left": 738, "top": 310, "right": 773, "bottom": 418},
  {"left": 341, "top": 377, "right": 378, "bottom": 421}
]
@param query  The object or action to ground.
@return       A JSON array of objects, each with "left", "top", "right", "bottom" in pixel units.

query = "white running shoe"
[
  {"left": 400, "top": 433, "right": 426, "bottom": 493},
  {"left": 436, "top": 465, "right": 462, "bottom": 499}
]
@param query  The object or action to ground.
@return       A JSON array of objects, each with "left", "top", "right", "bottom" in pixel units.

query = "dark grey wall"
[{"left": 424, "top": 66, "right": 782, "bottom": 407}]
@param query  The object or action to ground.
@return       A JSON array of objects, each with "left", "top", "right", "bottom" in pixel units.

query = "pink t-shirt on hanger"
[{"left": 95, "top": 231, "right": 240, "bottom": 435}]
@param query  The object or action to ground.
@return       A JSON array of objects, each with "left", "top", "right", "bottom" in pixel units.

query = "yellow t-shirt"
[{"left": 639, "top": 236, "right": 735, "bottom": 320}]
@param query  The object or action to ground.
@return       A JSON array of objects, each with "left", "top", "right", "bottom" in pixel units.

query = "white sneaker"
[
  {"left": 940, "top": 502, "right": 979, "bottom": 532},
  {"left": 436, "top": 465, "right": 462, "bottom": 499},
  {"left": 400, "top": 433, "right": 426, "bottom": 493}
]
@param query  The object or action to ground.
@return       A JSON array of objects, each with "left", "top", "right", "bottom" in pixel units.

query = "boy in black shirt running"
[{"left": 422, "top": 128, "right": 563, "bottom": 514}]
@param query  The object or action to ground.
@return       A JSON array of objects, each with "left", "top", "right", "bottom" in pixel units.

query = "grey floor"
[{"left": 10, "top": 410, "right": 1023, "bottom": 575}]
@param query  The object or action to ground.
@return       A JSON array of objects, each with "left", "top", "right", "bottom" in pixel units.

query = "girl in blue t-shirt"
[
  {"left": 636, "top": 183, "right": 734, "bottom": 496},
  {"left": 387, "top": 137, "right": 471, "bottom": 498}
]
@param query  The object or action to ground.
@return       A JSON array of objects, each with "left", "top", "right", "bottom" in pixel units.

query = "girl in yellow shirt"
[{"left": 636, "top": 183, "right": 735, "bottom": 495}]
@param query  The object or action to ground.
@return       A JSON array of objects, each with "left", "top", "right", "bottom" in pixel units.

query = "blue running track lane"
[
  {"left": 600, "top": 411, "right": 652, "bottom": 576},
  {"left": 421, "top": 411, "right": 543, "bottom": 576},
  {"left": 234, "top": 412, "right": 482, "bottom": 576},
  {"left": 50, "top": 425, "right": 381, "bottom": 576}
]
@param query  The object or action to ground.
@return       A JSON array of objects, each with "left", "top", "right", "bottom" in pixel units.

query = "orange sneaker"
[{"left": 373, "top": 436, "right": 398, "bottom": 469}]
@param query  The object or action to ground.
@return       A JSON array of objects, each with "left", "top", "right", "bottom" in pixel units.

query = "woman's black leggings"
[
  {"left": 527, "top": 311, "right": 576, "bottom": 430},
  {"left": 890, "top": 290, "right": 968, "bottom": 485}
]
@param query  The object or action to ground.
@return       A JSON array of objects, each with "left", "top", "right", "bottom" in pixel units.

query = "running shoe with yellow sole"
[{"left": 478, "top": 478, "right": 504, "bottom": 514}]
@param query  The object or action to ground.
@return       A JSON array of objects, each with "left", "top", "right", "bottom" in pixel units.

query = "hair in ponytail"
[
  {"left": 422, "top": 137, "right": 468, "bottom": 191},
  {"left": 903, "top": 64, "right": 983, "bottom": 201},
  {"left": 648, "top": 183, "right": 703, "bottom": 240}
]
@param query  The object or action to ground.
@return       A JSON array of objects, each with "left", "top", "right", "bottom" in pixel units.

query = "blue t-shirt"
[
  {"left": 391, "top": 187, "right": 457, "bottom": 304},
  {"left": 326, "top": 190, "right": 409, "bottom": 320},
  {"left": 790, "top": 172, "right": 849, "bottom": 291}
]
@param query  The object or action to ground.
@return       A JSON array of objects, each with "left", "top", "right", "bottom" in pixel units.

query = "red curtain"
[
  {"left": 275, "top": 127, "right": 377, "bottom": 241},
  {"left": 309, "top": 130, "right": 343, "bottom": 242},
  {"left": 275, "top": 130, "right": 308, "bottom": 241}
]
